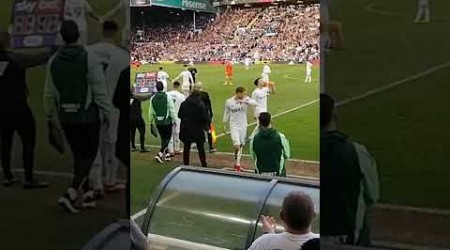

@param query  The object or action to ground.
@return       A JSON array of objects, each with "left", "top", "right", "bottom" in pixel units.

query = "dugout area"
[{"left": 133, "top": 166, "right": 319, "bottom": 250}]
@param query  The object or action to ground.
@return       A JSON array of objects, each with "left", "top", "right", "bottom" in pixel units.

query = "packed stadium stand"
[{"left": 131, "top": 2, "right": 319, "bottom": 63}]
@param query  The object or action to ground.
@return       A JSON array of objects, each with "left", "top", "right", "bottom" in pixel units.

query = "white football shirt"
[
  {"left": 252, "top": 87, "right": 270, "bottom": 117},
  {"left": 157, "top": 71, "right": 170, "bottom": 84},
  {"left": 166, "top": 90, "right": 186, "bottom": 118},
  {"left": 263, "top": 65, "right": 271, "bottom": 75},
  {"left": 178, "top": 70, "right": 193, "bottom": 90},
  {"left": 87, "top": 42, "right": 129, "bottom": 113},
  {"left": 248, "top": 232, "right": 319, "bottom": 250},
  {"left": 64, "top": 0, "right": 91, "bottom": 32},
  {"left": 306, "top": 61, "right": 313, "bottom": 74},
  {"left": 223, "top": 96, "right": 259, "bottom": 130}
]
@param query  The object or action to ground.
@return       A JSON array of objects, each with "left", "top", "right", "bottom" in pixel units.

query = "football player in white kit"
[
  {"left": 102, "top": 0, "right": 130, "bottom": 46},
  {"left": 63, "top": 0, "right": 101, "bottom": 45},
  {"left": 172, "top": 65, "right": 194, "bottom": 97},
  {"left": 262, "top": 61, "right": 276, "bottom": 93},
  {"left": 86, "top": 21, "right": 129, "bottom": 195},
  {"left": 166, "top": 81, "right": 186, "bottom": 155},
  {"left": 157, "top": 66, "right": 170, "bottom": 92},
  {"left": 305, "top": 58, "right": 313, "bottom": 83},
  {"left": 249, "top": 78, "right": 271, "bottom": 140},
  {"left": 415, "top": 0, "right": 430, "bottom": 23},
  {"left": 244, "top": 57, "right": 251, "bottom": 70},
  {"left": 223, "top": 86, "right": 259, "bottom": 172}
]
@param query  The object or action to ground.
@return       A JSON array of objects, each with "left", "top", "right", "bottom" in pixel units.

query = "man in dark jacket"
[
  {"left": 178, "top": 90, "right": 210, "bottom": 168},
  {"left": 194, "top": 82, "right": 216, "bottom": 153},
  {"left": 320, "top": 93, "right": 379, "bottom": 246},
  {"left": 130, "top": 86, "right": 149, "bottom": 153},
  {"left": 249, "top": 112, "right": 290, "bottom": 177},
  {"left": 0, "top": 31, "right": 51, "bottom": 188}
]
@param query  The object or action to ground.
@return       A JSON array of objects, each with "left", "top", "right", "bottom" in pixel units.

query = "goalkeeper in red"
[{"left": 250, "top": 112, "right": 290, "bottom": 177}]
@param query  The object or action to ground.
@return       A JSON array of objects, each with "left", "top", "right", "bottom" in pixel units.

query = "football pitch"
[
  {"left": 328, "top": 0, "right": 450, "bottom": 210},
  {"left": 130, "top": 63, "right": 320, "bottom": 214},
  {"left": 0, "top": 1, "right": 127, "bottom": 249}
]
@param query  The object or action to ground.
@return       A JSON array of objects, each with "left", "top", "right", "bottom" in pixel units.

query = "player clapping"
[
  {"left": 223, "top": 86, "right": 259, "bottom": 172},
  {"left": 261, "top": 62, "right": 275, "bottom": 93}
]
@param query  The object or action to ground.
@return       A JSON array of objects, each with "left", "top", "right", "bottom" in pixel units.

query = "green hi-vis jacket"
[
  {"left": 250, "top": 127, "right": 290, "bottom": 177},
  {"left": 44, "top": 45, "right": 112, "bottom": 123},
  {"left": 148, "top": 91, "right": 176, "bottom": 126}
]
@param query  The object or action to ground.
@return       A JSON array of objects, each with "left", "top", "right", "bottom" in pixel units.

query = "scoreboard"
[
  {"left": 10, "top": 0, "right": 65, "bottom": 48},
  {"left": 134, "top": 72, "right": 157, "bottom": 95}
]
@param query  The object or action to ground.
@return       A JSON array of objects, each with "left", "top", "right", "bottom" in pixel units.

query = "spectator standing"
[
  {"left": 149, "top": 82, "right": 177, "bottom": 163},
  {"left": 44, "top": 20, "right": 113, "bottom": 213},
  {"left": 250, "top": 112, "right": 290, "bottom": 177},
  {"left": 178, "top": 90, "right": 210, "bottom": 168}
]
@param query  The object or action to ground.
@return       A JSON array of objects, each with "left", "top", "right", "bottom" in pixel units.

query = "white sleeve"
[
  {"left": 223, "top": 101, "right": 230, "bottom": 123},
  {"left": 246, "top": 97, "right": 260, "bottom": 107}
]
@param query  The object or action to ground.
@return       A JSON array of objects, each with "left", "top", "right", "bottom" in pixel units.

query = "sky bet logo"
[{"left": 15, "top": 0, "right": 37, "bottom": 13}]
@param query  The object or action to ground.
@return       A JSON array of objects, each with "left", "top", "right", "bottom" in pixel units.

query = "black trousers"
[
  {"left": 207, "top": 132, "right": 213, "bottom": 149},
  {"left": 0, "top": 112, "right": 36, "bottom": 181},
  {"left": 61, "top": 122, "right": 100, "bottom": 192},
  {"left": 156, "top": 124, "right": 172, "bottom": 154},
  {"left": 183, "top": 140, "right": 207, "bottom": 168},
  {"left": 130, "top": 119, "right": 145, "bottom": 149}
]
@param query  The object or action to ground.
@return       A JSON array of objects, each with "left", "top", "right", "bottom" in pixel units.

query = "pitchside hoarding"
[
  {"left": 131, "top": 0, "right": 152, "bottom": 7},
  {"left": 10, "top": 0, "right": 65, "bottom": 48}
]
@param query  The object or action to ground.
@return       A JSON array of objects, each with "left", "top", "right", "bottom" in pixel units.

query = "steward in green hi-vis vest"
[
  {"left": 250, "top": 127, "right": 290, "bottom": 177},
  {"left": 148, "top": 91, "right": 176, "bottom": 126},
  {"left": 44, "top": 45, "right": 112, "bottom": 124}
]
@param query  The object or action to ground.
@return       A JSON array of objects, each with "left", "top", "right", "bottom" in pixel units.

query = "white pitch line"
[
  {"left": 336, "top": 62, "right": 450, "bottom": 107},
  {"left": 131, "top": 208, "right": 147, "bottom": 220}
]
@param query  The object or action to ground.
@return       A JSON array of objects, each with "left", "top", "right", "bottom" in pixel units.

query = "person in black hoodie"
[
  {"left": 0, "top": 31, "right": 51, "bottom": 189},
  {"left": 178, "top": 90, "right": 210, "bottom": 167},
  {"left": 194, "top": 82, "right": 216, "bottom": 153},
  {"left": 130, "top": 86, "right": 149, "bottom": 153}
]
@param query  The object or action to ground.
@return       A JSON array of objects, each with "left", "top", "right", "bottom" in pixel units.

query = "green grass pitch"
[
  {"left": 327, "top": 0, "right": 450, "bottom": 209},
  {"left": 130, "top": 63, "right": 320, "bottom": 214}
]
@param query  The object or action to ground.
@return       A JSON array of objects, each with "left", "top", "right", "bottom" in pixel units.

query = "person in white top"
[
  {"left": 166, "top": 81, "right": 186, "bottom": 155},
  {"left": 261, "top": 62, "right": 276, "bottom": 93},
  {"left": 223, "top": 86, "right": 259, "bottom": 171},
  {"left": 249, "top": 78, "right": 271, "bottom": 140},
  {"left": 157, "top": 67, "right": 170, "bottom": 92},
  {"left": 101, "top": 0, "right": 130, "bottom": 46},
  {"left": 86, "top": 21, "right": 129, "bottom": 194},
  {"left": 415, "top": 0, "right": 430, "bottom": 23},
  {"left": 244, "top": 57, "right": 251, "bottom": 70},
  {"left": 305, "top": 59, "right": 313, "bottom": 83},
  {"left": 62, "top": 0, "right": 100, "bottom": 45},
  {"left": 248, "top": 191, "right": 319, "bottom": 250},
  {"left": 172, "top": 65, "right": 194, "bottom": 97}
]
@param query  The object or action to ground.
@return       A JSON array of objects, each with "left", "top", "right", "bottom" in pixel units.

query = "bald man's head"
[{"left": 281, "top": 191, "right": 315, "bottom": 232}]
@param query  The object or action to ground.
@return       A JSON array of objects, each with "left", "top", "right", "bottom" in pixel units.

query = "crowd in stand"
[{"left": 131, "top": 4, "right": 319, "bottom": 62}]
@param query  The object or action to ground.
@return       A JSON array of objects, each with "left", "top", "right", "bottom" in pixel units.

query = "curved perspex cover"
[{"left": 140, "top": 167, "right": 320, "bottom": 250}]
